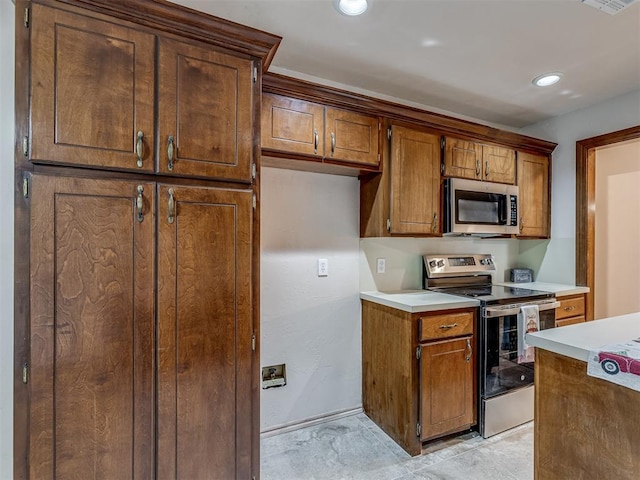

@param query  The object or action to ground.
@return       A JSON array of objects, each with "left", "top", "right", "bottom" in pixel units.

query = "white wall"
[
  {"left": 518, "top": 89, "right": 640, "bottom": 284},
  {"left": 0, "top": 1, "right": 15, "bottom": 477},
  {"left": 594, "top": 140, "right": 640, "bottom": 319},
  {"left": 360, "top": 237, "right": 520, "bottom": 292},
  {"left": 260, "top": 167, "right": 361, "bottom": 431}
]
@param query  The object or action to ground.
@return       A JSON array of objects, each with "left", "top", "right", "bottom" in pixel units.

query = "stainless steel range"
[{"left": 422, "top": 254, "right": 560, "bottom": 438}]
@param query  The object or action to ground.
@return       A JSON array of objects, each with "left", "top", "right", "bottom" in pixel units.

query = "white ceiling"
[{"left": 172, "top": 0, "right": 640, "bottom": 128}]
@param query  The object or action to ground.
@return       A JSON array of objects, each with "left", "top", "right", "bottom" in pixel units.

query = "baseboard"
[{"left": 260, "top": 406, "right": 363, "bottom": 438}]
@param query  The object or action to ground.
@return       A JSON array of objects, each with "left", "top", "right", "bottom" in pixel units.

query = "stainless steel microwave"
[{"left": 443, "top": 178, "right": 519, "bottom": 236}]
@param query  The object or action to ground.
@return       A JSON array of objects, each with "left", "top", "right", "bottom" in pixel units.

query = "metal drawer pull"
[
  {"left": 330, "top": 132, "right": 336, "bottom": 156},
  {"left": 136, "top": 131, "right": 144, "bottom": 168},
  {"left": 432, "top": 212, "right": 438, "bottom": 233},
  {"left": 439, "top": 323, "right": 458, "bottom": 330},
  {"left": 168, "top": 135, "right": 175, "bottom": 171},
  {"left": 475, "top": 159, "right": 480, "bottom": 177},
  {"left": 168, "top": 188, "right": 175, "bottom": 224},
  {"left": 314, "top": 129, "right": 319, "bottom": 154},
  {"left": 564, "top": 305, "right": 577, "bottom": 311},
  {"left": 465, "top": 338, "right": 472, "bottom": 363},
  {"left": 136, "top": 185, "right": 144, "bottom": 222},
  {"left": 519, "top": 217, "right": 524, "bottom": 234},
  {"left": 485, "top": 160, "right": 490, "bottom": 176}
]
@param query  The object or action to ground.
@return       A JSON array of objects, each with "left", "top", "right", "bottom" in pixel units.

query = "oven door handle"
[{"left": 484, "top": 300, "right": 560, "bottom": 318}]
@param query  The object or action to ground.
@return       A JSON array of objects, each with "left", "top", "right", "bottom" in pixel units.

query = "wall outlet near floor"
[
  {"left": 318, "top": 258, "right": 328, "bottom": 277},
  {"left": 376, "top": 258, "right": 386, "bottom": 274},
  {"left": 262, "top": 364, "right": 287, "bottom": 389}
]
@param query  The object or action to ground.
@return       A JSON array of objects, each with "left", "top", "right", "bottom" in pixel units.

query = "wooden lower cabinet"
[
  {"left": 419, "top": 336, "right": 474, "bottom": 441},
  {"left": 554, "top": 294, "right": 586, "bottom": 327},
  {"left": 362, "top": 301, "right": 476, "bottom": 455},
  {"left": 28, "top": 174, "right": 254, "bottom": 479}
]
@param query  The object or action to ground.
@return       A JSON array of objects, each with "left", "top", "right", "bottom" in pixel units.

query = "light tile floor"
[{"left": 261, "top": 413, "right": 533, "bottom": 480}]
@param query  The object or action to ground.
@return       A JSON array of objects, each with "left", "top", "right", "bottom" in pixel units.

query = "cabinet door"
[
  {"left": 483, "top": 145, "right": 516, "bottom": 184},
  {"left": 261, "top": 93, "right": 324, "bottom": 157},
  {"left": 420, "top": 337, "right": 475, "bottom": 441},
  {"left": 157, "top": 185, "right": 253, "bottom": 479},
  {"left": 158, "top": 38, "right": 255, "bottom": 181},
  {"left": 325, "top": 107, "right": 380, "bottom": 167},
  {"left": 29, "top": 175, "right": 155, "bottom": 479},
  {"left": 517, "top": 152, "right": 550, "bottom": 237},
  {"left": 389, "top": 126, "right": 441, "bottom": 234},
  {"left": 444, "top": 137, "right": 482, "bottom": 180},
  {"left": 30, "top": 4, "right": 155, "bottom": 172}
]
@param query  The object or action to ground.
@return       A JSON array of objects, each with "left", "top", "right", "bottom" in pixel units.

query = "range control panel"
[{"left": 423, "top": 254, "right": 496, "bottom": 278}]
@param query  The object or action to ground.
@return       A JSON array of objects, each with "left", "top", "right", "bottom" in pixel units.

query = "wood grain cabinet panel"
[
  {"left": 419, "top": 311, "right": 473, "bottom": 341},
  {"left": 29, "top": 174, "right": 155, "bottom": 479},
  {"left": 157, "top": 38, "right": 255, "bottom": 181},
  {"left": 261, "top": 93, "right": 324, "bottom": 157},
  {"left": 30, "top": 4, "right": 155, "bottom": 172},
  {"left": 390, "top": 125, "right": 441, "bottom": 235},
  {"left": 420, "top": 336, "right": 475, "bottom": 441},
  {"left": 555, "top": 294, "right": 586, "bottom": 328},
  {"left": 157, "top": 185, "right": 253, "bottom": 480},
  {"left": 325, "top": 107, "right": 379, "bottom": 166},
  {"left": 261, "top": 93, "right": 380, "bottom": 169},
  {"left": 444, "top": 137, "right": 516, "bottom": 185},
  {"left": 517, "top": 152, "right": 550, "bottom": 238}
]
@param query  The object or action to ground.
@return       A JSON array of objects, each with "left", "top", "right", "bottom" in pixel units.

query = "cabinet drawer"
[
  {"left": 555, "top": 295, "right": 585, "bottom": 320},
  {"left": 555, "top": 316, "right": 586, "bottom": 328},
  {"left": 419, "top": 311, "right": 473, "bottom": 341}
]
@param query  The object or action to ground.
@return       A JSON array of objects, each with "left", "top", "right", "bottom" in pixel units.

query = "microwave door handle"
[{"left": 498, "top": 195, "right": 508, "bottom": 225}]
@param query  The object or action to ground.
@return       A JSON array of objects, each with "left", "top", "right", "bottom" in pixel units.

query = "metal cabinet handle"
[
  {"left": 330, "top": 132, "right": 336, "bottom": 156},
  {"left": 432, "top": 212, "right": 438, "bottom": 233},
  {"left": 168, "top": 135, "right": 175, "bottom": 171},
  {"left": 136, "top": 131, "right": 144, "bottom": 168},
  {"left": 136, "top": 185, "right": 144, "bottom": 222},
  {"left": 485, "top": 160, "right": 490, "bottom": 177},
  {"left": 313, "top": 129, "right": 319, "bottom": 155},
  {"left": 439, "top": 323, "right": 458, "bottom": 330},
  {"left": 519, "top": 216, "right": 524, "bottom": 234},
  {"left": 168, "top": 188, "right": 175, "bottom": 224},
  {"left": 475, "top": 159, "right": 480, "bottom": 177},
  {"left": 465, "top": 338, "right": 472, "bottom": 363},
  {"left": 564, "top": 305, "right": 577, "bottom": 312}
]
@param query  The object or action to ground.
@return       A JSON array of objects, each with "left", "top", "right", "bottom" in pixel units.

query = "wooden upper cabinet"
[
  {"left": 444, "top": 137, "right": 516, "bottom": 184},
  {"left": 30, "top": 4, "right": 155, "bottom": 172},
  {"left": 483, "top": 145, "right": 516, "bottom": 184},
  {"left": 156, "top": 184, "right": 253, "bottom": 479},
  {"left": 261, "top": 93, "right": 380, "bottom": 168},
  {"left": 261, "top": 93, "right": 324, "bottom": 157},
  {"left": 29, "top": 174, "right": 155, "bottom": 479},
  {"left": 389, "top": 126, "right": 441, "bottom": 235},
  {"left": 325, "top": 107, "right": 379, "bottom": 166},
  {"left": 517, "top": 151, "right": 550, "bottom": 238},
  {"left": 157, "top": 38, "right": 255, "bottom": 181}
]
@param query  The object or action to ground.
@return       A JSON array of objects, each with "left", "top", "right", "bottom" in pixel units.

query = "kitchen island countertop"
[
  {"left": 360, "top": 290, "right": 480, "bottom": 313},
  {"left": 526, "top": 312, "right": 640, "bottom": 362}
]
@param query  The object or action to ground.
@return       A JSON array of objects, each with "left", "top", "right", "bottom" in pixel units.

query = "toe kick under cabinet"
[{"left": 362, "top": 301, "right": 477, "bottom": 455}]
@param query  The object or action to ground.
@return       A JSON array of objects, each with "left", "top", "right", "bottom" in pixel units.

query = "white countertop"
[
  {"left": 526, "top": 312, "right": 640, "bottom": 362},
  {"left": 360, "top": 290, "right": 480, "bottom": 313},
  {"left": 495, "top": 282, "right": 589, "bottom": 297}
]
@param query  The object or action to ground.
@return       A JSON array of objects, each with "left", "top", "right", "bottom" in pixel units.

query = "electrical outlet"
[
  {"left": 376, "top": 258, "right": 386, "bottom": 274},
  {"left": 318, "top": 258, "right": 328, "bottom": 277}
]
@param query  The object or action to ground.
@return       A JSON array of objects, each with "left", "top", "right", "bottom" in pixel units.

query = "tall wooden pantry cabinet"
[{"left": 13, "top": 1, "right": 281, "bottom": 479}]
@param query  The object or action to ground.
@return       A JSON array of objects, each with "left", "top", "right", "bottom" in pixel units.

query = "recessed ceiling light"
[
  {"left": 532, "top": 73, "right": 562, "bottom": 87},
  {"left": 336, "top": 0, "right": 368, "bottom": 16}
]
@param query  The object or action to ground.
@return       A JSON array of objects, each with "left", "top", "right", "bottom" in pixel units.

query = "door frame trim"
[{"left": 575, "top": 125, "right": 640, "bottom": 321}]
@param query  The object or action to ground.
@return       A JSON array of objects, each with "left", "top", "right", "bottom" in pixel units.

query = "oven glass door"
[{"left": 482, "top": 308, "right": 555, "bottom": 398}]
